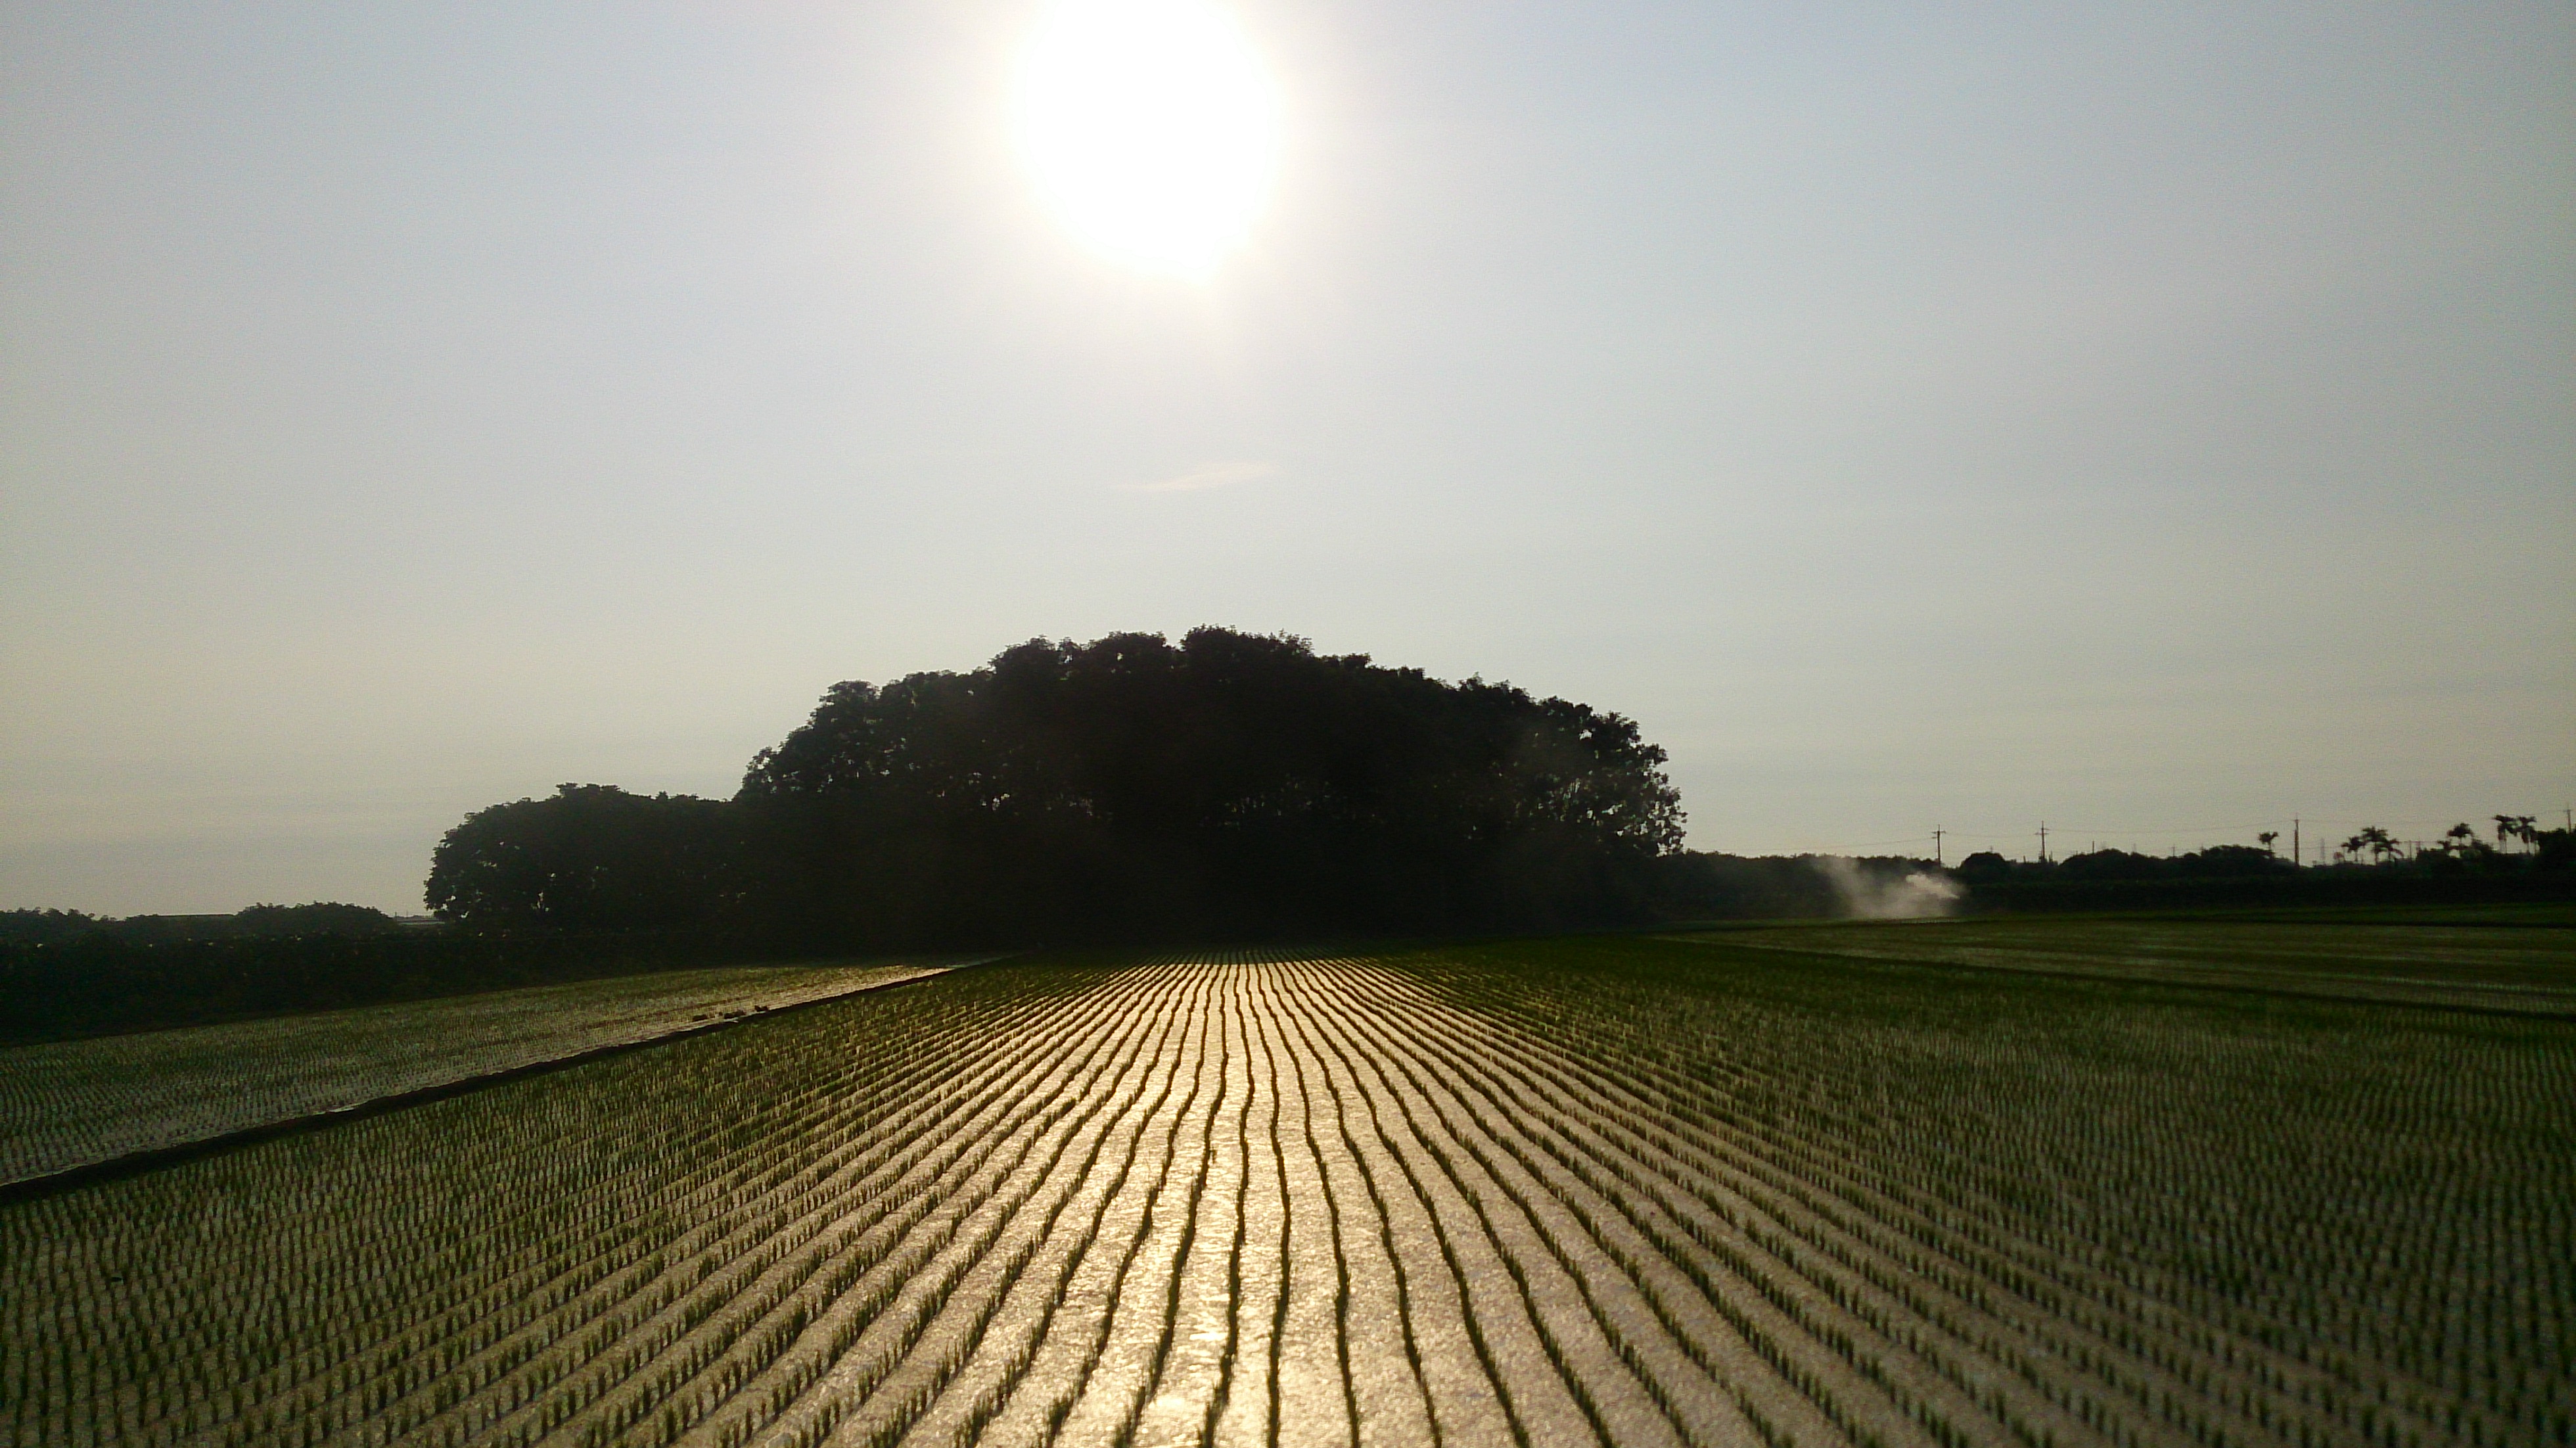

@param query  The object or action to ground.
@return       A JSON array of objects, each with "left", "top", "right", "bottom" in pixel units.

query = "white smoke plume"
[{"left": 1813, "top": 857, "right": 1966, "bottom": 919}]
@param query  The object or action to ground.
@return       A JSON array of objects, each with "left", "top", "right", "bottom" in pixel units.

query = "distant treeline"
[
  {"left": 1653, "top": 833, "right": 2576, "bottom": 919},
  {"left": 0, "top": 901, "right": 405, "bottom": 947},
  {"left": 428, "top": 628, "right": 1687, "bottom": 949},
  {"left": 0, "top": 903, "right": 453, "bottom": 1040},
  {"left": 0, "top": 931, "right": 743, "bottom": 1045},
  {"left": 1953, "top": 834, "right": 2576, "bottom": 911}
]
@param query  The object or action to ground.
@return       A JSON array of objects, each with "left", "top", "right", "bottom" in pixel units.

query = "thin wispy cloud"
[{"left": 1120, "top": 461, "right": 1279, "bottom": 493}]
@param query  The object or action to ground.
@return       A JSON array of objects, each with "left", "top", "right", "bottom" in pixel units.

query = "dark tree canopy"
[
  {"left": 427, "top": 784, "right": 746, "bottom": 933},
  {"left": 1963, "top": 845, "right": 2302, "bottom": 884},
  {"left": 427, "top": 629, "right": 1684, "bottom": 946}
]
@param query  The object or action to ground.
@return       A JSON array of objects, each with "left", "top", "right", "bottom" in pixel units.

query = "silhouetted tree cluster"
[
  {"left": 0, "top": 910, "right": 99, "bottom": 947},
  {"left": 0, "top": 901, "right": 522, "bottom": 1043},
  {"left": 2386, "top": 817, "right": 2576, "bottom": 874},
  {"left": 426, "top": 629, "right": 1685, "bottom": 947},
  {"left": 1952, "top": 826, "right": 2573, "bottom": 911},
  {"left": 1954, "top": 845, "right": 2297, "bottom": 885},
  {"left": 1953, "top": 821, "right": 2575, "bottom": 886},
  {"left": 426, "top": 786, "right": 747, "bottom": 933},
  {"left": 0, "top": 902, "right": 400, "bottom": 946}
]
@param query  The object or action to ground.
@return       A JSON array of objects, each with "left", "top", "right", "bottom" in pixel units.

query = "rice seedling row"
[
  {"left": 1676, "top": 919, "right": 2576, "bottom": 1017},
  {"left": 4, "top": 934, "right": 2565, "bottom": 1447},
  {"left": 0, "top": 960, "right": 988, "bottom": 1187}
]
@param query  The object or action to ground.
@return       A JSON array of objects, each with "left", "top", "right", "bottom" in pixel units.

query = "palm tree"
[
  {"left": 2357, "top": 825, "right": 2397, "bottom": 865},
  {"left": 2258, "top": 830, "right": 2279, "bottom": 855}
]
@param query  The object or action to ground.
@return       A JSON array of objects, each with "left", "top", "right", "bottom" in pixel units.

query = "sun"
[{"left": 1013, "top": 0, "right": 1281, "bottom": 277}]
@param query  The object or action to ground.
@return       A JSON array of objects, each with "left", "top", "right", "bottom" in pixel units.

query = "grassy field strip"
[
  {"left": 1262, "top": 967, "right": 1446, "bottom": 1448},
  {"left": 1130, "top": 967, "right": 1259, "bottom": 1448},
  {"left": 734, "top": 955, "right": 1614, "bottom": 1448},
  {"left": 1359, "top": 959, "right": 2301, "bottom": 1448},
  {"left": 825, "top": 963, "right": 1207, "bottom": 1448},
  {"left": 200, "top": 978, "right": 1040, "bottom": 1448},
  {"left": 761, "top": 962, "right": 1208, "bottom": 1448},
  {"left": 507, "top": 965, "right": 1174, "bottom": 1448},
  {"left": 0, "top": 957, "right": 944, "bottom": 1182},
  {"left": 1306, "top": 959, "right": 1958, "bottom": 1447},
  {"left": 1673, "top": 920, "right": 2576, "bottom": 1016},
  {"left": 1331, "top": 957, "right": 2119, "bottom": 1447},
  {"left": 1258, "top": 962, "right": 1456, "bottom": 1448},
  {"left": 417, "top": 961, "right": 1149, "bottom": 1448},
  {"left": 881, "top": 971, "right": 1207, "bottom": 1448},
  {"left": 0, "top": 957, "right": 1002, "bottom": 1187},
  {"left": 1413, "top": 942, "right": 2566, "bottom": 1447},
  {"left": 1417, "top": 962, "right": 2472, "bottom": 1448},
  {"left": 1279, "top": 959, "right": 1701, "bottom": 1447},
  {"left": 311, "top": 968, "right": 1076, "bottom": 1443},
  {"left": 1298, "top": 958, "right": 1700, "bottom": 1443},
  {"left": 396, "top": 985, "right": 1074, "bottom": 1445},
  {"left": 973, "top": 958, "right": 1308, "bottom": 1443},
  {"left": 1004, "top": 964, "right": 1226, "bottom": 1447},
  {"left": 1224, "top": 966, "right": 1299, "bottom": 1447},
  {"left": 1379, "top": 961, "right": 2169, "bottom": 1429},
  {"left": 2, "top": 958, "right": 1046, "bottom": 1443},
  {"left": 1619, "top": 1015, "right": 2550, "bottom": 1444}
]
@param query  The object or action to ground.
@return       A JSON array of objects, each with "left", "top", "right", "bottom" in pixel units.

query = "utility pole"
[
  {"left": 2036, "top": 821, "right": 2049, "bottom": 863},
  {"left": 2293, "top": 818, "right": 2300, "bottom": 869},
  {"left": 1932, "top": 828, "right": 1944, "bottom": 866}
]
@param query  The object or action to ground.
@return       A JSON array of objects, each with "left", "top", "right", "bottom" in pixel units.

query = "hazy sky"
[{"left": 5, "top": 0, "right": 2571, "bottom": 915}]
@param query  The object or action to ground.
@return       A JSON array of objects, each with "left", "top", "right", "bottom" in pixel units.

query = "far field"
[
  {"left": 1670, "top": 905, "right": 2576, "bottom": 1016},
  {"left": 3, "top": 911, "right": 2569, "bottom": 1447},
  {"left": 0, "top": 959, "right": 972, "bottom": 1188}
]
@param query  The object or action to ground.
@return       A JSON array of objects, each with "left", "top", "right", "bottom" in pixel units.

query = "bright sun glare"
[{"left": 1014, "top": 0, "right": 1281, "bottom": 277}]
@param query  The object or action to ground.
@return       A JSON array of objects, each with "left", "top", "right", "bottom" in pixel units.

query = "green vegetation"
[
  {"left": 0, "top": 959, "right": 961, "bottom": 1188},
  {"left": 5, "top": 917, "right": 2566, "bottom": 1447}
]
